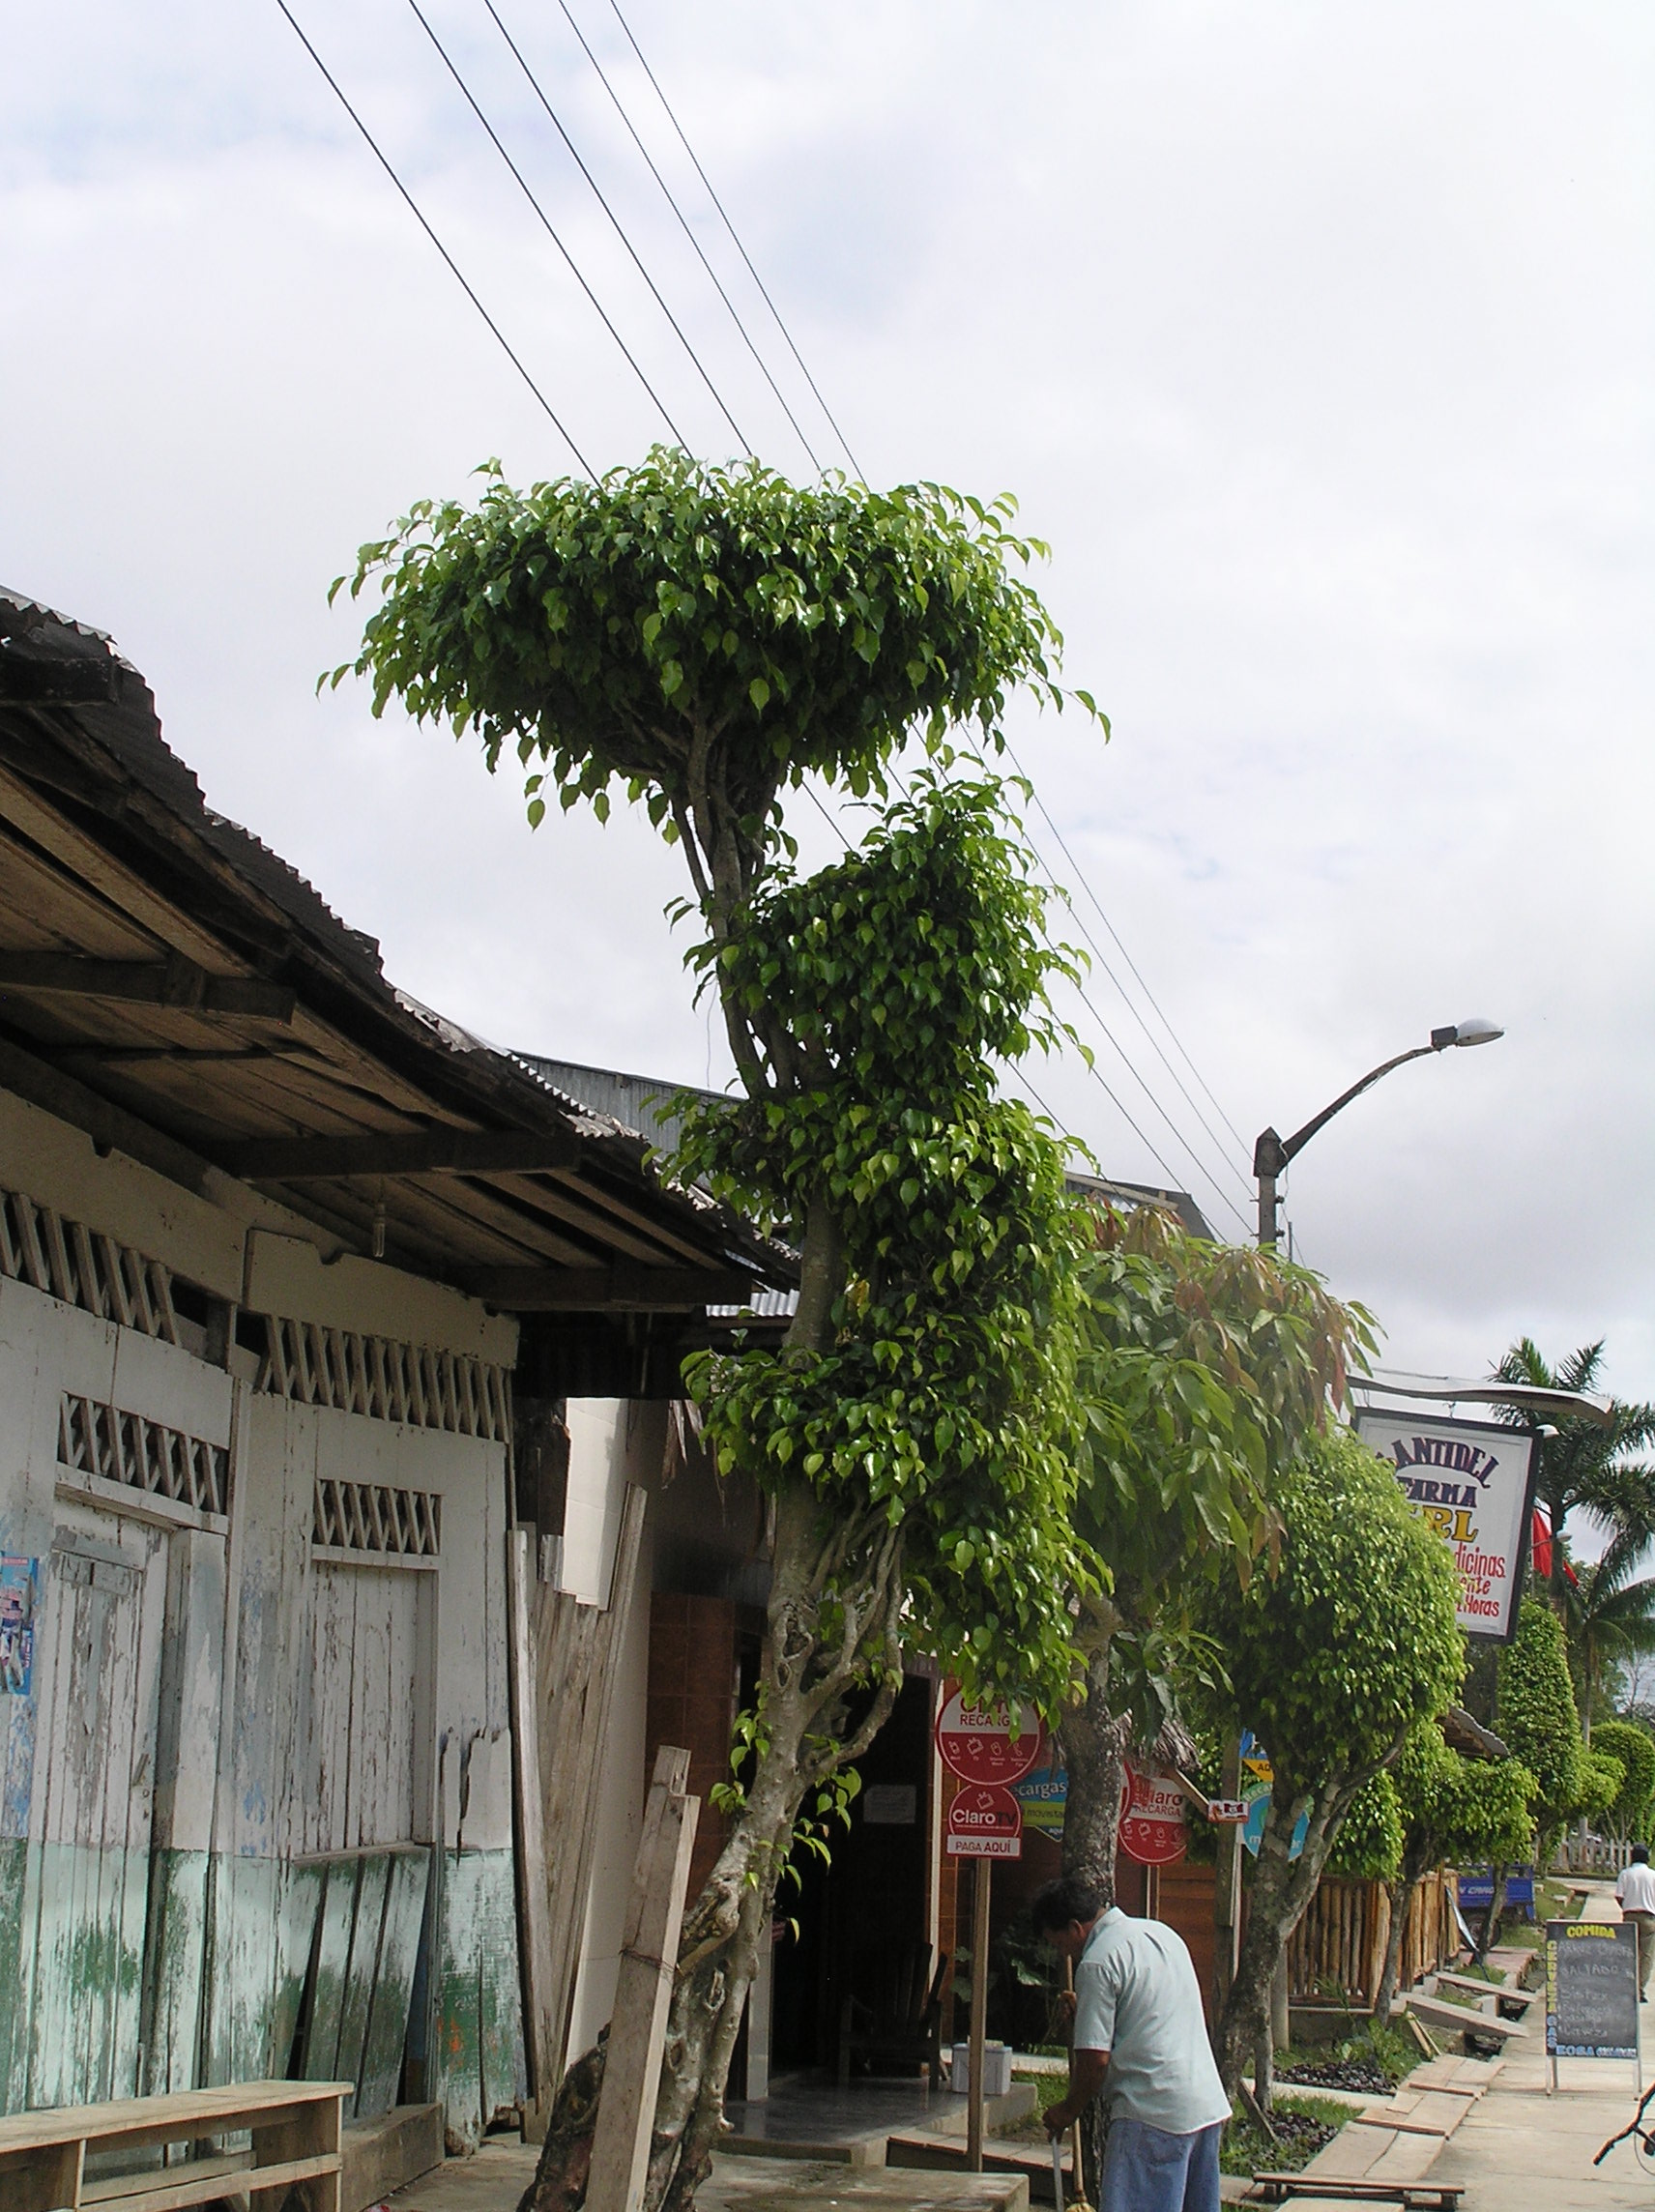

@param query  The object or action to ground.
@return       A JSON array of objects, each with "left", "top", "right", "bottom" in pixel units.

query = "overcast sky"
[{"left": 4, "top": 1, "right": 1652, "bottom": 1406}]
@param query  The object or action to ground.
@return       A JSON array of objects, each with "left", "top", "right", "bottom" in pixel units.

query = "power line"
[
  {"left": 284, "top": 0, "right": 1250, "bottom": 1231},
  {"left": 604, "top": 0, "right": 865, "bottom": 477},
  {"left": 272, "top": 0, "right": 593, "bottom": 473},
  {"left": 479, "top": 0, "right": 755, "bottom": 456},
  {"left": 1066, "top": 973, "right": 1256, "bottom": 1229},
  {"left": 894, "top": 749, "right": 1248, "bottom": 1226},
  {"left": 404, "top": 0, "right": 691, "bottom": 448},
  {"left": 1004, "top": 740, "right": 1254, "bottom": 1165},
  {"left": 545, "top": 0, "right": 828, "bottom": 476}
]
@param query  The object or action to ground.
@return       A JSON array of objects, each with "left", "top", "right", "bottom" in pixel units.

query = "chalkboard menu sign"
[{"left": 1546, "top": 1921, "right": 1640, "bottom": 2060}]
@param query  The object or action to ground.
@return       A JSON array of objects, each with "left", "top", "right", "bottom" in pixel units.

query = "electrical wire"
[
  {"left": 604, "top": 0, "right": 865, "bottom": 476},
  {"left": 404, "top": 0, "right": 691, "bottom": 447},
  {"left": 479, "top": 0, "right": 755, "bottom": 457},
  {"left": 272, "top": 0, "right": 593, "bottom": 474},
  {"left": 545, "top": 0, "right": 828, "bottom": 476},
  {"left": 1004, "top": 740, "right": 1254, "bottom": 1165},
  {"left": 283, "top": 0, "right": 1251, "bottom": 1232}
]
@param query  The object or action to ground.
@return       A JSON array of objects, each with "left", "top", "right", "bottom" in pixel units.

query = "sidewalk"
[{"left": 1431, "top": 1882, "right": 1654, "bottom": 2212}]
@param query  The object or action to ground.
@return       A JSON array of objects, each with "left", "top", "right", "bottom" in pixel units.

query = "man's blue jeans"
[{"left": 1099, "top": 2116, "right": 1222, "bottom": 2212}]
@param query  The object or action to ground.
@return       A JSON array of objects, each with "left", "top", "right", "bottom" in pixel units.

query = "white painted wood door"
[
  {"left": 296, "top": 1563, "right": 423, "bottom": 1855},
  {"left": 22, "top": 1514, "right": 168, "bottom": 2108}
]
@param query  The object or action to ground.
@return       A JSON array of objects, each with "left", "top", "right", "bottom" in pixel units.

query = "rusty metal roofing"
[{"left": 0, "top": 587, "right": 792, "bottom": 1313}]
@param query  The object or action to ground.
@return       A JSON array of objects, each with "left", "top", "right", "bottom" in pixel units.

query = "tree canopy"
[
  {"left": 343, "top": 453, "right": 1104, "bottom": 2212},
  {"left": 676, "top": 773, "right": 1092, "bottom": 1705},
  {"left": 1591, "top": 1719, "right": 1655, "bottom": 1840},
  {"left": 1492, "top": 1339, "right": 1655, "bottom": 1608},
  {"left": 1497, "top": 1597, "right": 1587, "bottom": 1852},
  {"left": 1205, "top": 1424, "right": 1464, "bottom": 2095}
]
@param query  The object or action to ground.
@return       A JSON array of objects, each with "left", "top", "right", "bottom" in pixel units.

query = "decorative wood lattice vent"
[
  {"left": 1, "top": 1185, "right": 181, "bottom": 1342},
  {"left": 59, "top": 1393, "right": 229, "bottom": 1516},
  {"left": 313, "top": 1477, "right": 441, "bottom": 1558},
  {"left": 258, "top": 1316, "right": 509, "bottom": 1441}
]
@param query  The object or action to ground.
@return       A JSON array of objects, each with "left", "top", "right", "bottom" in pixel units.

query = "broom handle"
[{"left": 1065, "top": 1955, "right": 1087, "bottom": 2204}]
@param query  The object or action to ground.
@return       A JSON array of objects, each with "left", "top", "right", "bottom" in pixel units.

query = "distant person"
[
  {"left": 1615, "top": 1845, "right": 1655, "bottom": 2000},
  {"left": 1033, "top": 1874, "right": 1230, "bottom": 2212}
]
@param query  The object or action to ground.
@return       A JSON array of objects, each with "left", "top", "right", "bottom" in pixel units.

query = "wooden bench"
[
  {"left": 1253, "top": 2177, "right": 1462, "bottom": 2207},
  {"left": 1405, "top": 1992, "right": 1529, "bottom": 2045},
  {"left": 0, "top": 2081, "right": 351, "bottom": 2212},
  {"left": 1432, "top": 1969, "right": 1540, "bottom": 2019}
]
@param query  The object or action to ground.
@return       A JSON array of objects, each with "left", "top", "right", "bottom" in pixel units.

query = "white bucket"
[{"left": 948, "top": 2040, "right": 1012, "bottom": 2097}]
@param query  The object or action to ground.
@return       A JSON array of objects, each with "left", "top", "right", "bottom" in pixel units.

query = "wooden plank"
[
  {"left": 0, "top": 953, "right": 295, "bottom": 1022},
  {"left": 335, "top": 1850, "right": 392, "bottom": 2110},
  {"left": 0, "top": 2079, "right": 351, "bottom": 2149},
  {"left": 0, "top": 1037, "right": 215, "bottom": 1198},
  {"left": 462, "top": 1264, "right": 755, "bottom": 1312},
  {"left": 219, "top": 1128, "right": 580, "bottom": 1180},
  {"left": 586, "top": 1747, "right": 699, "bottom": 2212},
  {"left": 357, "top": 1849, "right": 430, "bottom": 2118},
  {"left": 476, "top": 1847, "right": 527, "bottom": 2130},
  {"left": 303, "top": 1857, "right": 361, "bottom": 2082},
  {"left": 534, "top": 1484, "right": 648, "bottom": 2081},
  {"left": 269, "top": 1858, "right": 327, "bottom": 2080},
  {"left": 0, "top": 766, "right": 240, "bottom": 970},
  {"left": 78, "top": 2149, "right": 338, "bottom": 2212},
  {"left": 507, "top": 1532, "right": 556, "bottom": 2121},
  {"left": 435, "top": 1759, "right": 484, "bottom": 2154}
]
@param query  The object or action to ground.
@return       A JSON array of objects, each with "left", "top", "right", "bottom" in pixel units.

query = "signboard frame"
[
  {"left": 1354, "top": 1407, "right": 1542, "bottom": 1644},
  {"left": 1545, "top": 1919, "right": 1641, "bottom": 2090}
]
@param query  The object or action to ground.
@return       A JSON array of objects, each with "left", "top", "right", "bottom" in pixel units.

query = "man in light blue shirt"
[{"left": 1035, "top": 1876, "right": 1230, "bottom": 2212}]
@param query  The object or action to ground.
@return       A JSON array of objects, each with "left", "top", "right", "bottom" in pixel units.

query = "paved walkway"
[
  {"left": 384, "top": 2144, "right": 1030, "bottom": 2212},
  {"left": 1431, "top": 1885, "right": 1654, "bottom": 2212}
]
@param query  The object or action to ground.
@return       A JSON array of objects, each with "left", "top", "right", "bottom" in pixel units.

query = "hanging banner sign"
[
  {"left": 0, "top": 1557, "right": 37, "bottom": 1697},
  {"left": 1118, "top": 1760, "right": 1188, "bottom": 1867},
  {"left": 935, "top": 1683, "right": 1045, "bottom": 1789},
  {"left": 946, "top": 1784, "right": 1024, "bottom": 1858},
  {"left": 1354, "top": 1409, "right": 1541, "bottom": 1643},
  {"left": 1014, "top": 1755, "right": 1067, "bottom": 1836},
  {"left": 1239, "top": 1730, "right": 1307, "bottom": 1861}
]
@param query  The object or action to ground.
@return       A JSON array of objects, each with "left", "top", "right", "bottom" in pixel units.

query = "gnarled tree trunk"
[
  {"left": 1217, "top": 1777, "right": 1363, "bottom": 2106},
  {"left": 519, "top": 1195, "right": 911, "bottom": 2212}
]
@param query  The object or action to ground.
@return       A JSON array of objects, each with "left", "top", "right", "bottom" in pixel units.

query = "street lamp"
[{"left": 1254, "top": 1018, "right": 1504, "bottom": 1247}]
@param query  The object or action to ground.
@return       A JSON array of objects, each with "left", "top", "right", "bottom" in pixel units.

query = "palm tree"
[
  {"left": 1493, "top": 1341, "right": 1655, "bottom": 1608},
  {"left": 1561, "top": 1525, "right": 1655, "bottom": 1739}
]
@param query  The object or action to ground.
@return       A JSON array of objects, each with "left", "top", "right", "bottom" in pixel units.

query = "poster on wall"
[
  {"left": 0, "top": 1556, "right": 38, "bottom": 1696},
  {"left": 1353, "top": 1408, "right": 1540, "bottom": 1643}
]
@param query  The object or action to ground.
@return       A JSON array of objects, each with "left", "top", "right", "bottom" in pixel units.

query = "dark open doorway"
[{"left": 768, "top": 1673, "right": 936, "bottom": 2080}]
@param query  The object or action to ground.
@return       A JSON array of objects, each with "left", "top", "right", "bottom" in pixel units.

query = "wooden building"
[{"left": 0, "top": 591, "right": 790, "bottom": 2157}]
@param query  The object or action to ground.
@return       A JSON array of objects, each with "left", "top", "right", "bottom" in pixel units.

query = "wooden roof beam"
[
  {"left": 0, "top": 951, "right": 295, "bottom": 1023},
  {"left": 219, "top": 1126, "right": 581, "bottom": 1180},
  {"left": 462, "top": 1263, "right": 756, "bottom": 1312}
]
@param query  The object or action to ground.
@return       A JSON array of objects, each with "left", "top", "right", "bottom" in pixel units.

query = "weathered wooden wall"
[{"left": 0, "top": 1091, "right": 526, "bottom": 2148}]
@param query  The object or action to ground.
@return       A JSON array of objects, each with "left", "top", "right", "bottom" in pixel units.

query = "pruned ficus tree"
[
  {"left": 340, "top": 451, "right": 1098, "bottom": 2212},
  {"left": 1060, "top": 1208, "right": 1371, "bottom": 1906},
  {"left": 1204, "top": 1426, "right": 1463, "bottom": 2104},
  {"left": 1368, "top": 1725, "right": 1535, "bottom": 2019}
]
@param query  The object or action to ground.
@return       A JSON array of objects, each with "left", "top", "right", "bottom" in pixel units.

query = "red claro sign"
[
  {"left": 1118, "top": 1760, "right": 1188, "bottom": 1868},
  {"left": 934, "top": 1683, "right": 1045, "bottom": 1790},
  {"left": 946, "top": 1784, "right": 1024, "bottom": 1859}
]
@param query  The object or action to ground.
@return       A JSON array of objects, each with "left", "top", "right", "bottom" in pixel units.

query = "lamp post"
[{"left": 1254, "top": 1017, "right": 1503, "bottom": 1248}]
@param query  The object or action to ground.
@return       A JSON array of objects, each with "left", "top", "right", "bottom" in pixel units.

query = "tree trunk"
[
  {"left": 1474, "top": 1867, "right": 1506, "bottom": 1964},
  {"left": 1373, "top": 1877, "right": 1412, "bottom": 2023},
  {"left": 517, "top": 1188, "right": 913, "bottom": 2212},
  {"left": 517, "top": 1474, "right": 904, "bottom": 2212},
  {"left": 1217, "top": 1779, "right": 1354, "bottom": 2104},
  {"left": 1058, "top": 1639, "right": 1128, "bottom": 1908}
]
